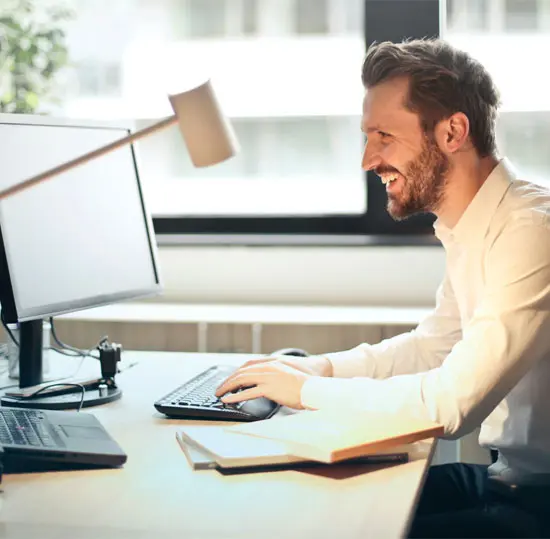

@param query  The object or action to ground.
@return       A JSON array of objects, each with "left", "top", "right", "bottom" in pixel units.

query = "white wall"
[{"left": 155, "top": 245, "right": 446, "bottom": 306}]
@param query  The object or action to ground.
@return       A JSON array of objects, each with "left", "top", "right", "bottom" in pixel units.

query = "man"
[{"left": 216, "top": 38, "right": 550, "bottom": 538}]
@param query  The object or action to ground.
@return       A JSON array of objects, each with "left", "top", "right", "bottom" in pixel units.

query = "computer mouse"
[{"left": 271, "top": 347, "right": 309, "bottom": 357}]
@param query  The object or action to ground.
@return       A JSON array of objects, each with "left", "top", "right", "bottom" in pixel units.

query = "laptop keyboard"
[{"left": 0, "top": 408, "right": 59, "bottom": 447}]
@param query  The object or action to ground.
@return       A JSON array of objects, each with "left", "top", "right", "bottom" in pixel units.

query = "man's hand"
[
  {"left": 214, "top": 361, "right": 312, "bottom": 409},
  {"left": 238, "top": 353, "right": 333, "bottom": 377}
]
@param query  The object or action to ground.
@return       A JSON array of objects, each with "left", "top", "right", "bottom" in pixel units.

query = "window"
[
  {"left": 295, "top": 0, "right": 329, "bottom": 34},
  {"left": 138, "top": 115, "right": 363, "bottom": 217},
  {"left": 74, "top": 61, "right": 121, "bottom": 97},
  {"left": 444, "top": 0, "right": 550, "bottom": 189},
  {"left": 181, "top": 0, "right": 227, "bottom": 38},
  {"left": 171, "top": 0, "right": 258, "bottom": 38},
  {"left": 498, "top": 113, "right": 550, "bottom": 188},
  {"left": 241, "top": 0, "right": 258, "bottom": 35},
  {"left": 504, "top": 0, "right": 538, "bottom": 31},
  {"left": 54, "top": 0, "right": 381, "bottom": 242},
  {"left": 447, "top": 0, "right": 488, "bottom": 32},
  {"left": 17, "top": 0, "right": 442, "bottom": 244}
]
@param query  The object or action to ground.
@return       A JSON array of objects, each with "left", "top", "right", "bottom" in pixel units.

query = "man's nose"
[{"left": 362, "top": 141, "right": 382, "bottom": 172}]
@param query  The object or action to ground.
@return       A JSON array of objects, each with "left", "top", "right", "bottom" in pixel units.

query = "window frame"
[{"left": 153, "top": 0, "right": 441, "bottom": 246}]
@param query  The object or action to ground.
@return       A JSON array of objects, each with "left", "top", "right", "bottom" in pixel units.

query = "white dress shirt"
[{"left": 301, "top": 158, "right": 550, "bottom": 483}]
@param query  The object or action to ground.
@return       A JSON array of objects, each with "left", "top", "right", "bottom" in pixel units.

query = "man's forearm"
[{"left": 310, "top": 355, "right": 333, "bottom": 377}]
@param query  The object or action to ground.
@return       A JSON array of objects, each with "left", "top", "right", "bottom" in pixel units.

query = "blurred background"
[
  {"left": 3, "top": 0, "right": 543, "bottom": 464},
  {"left": 2, "top": 0, "right": 548, "bottom": 221}
]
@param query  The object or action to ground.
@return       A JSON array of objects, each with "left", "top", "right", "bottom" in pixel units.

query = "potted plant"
[{"left": 0, "top": 0, "right": 73, "bottom": 113}]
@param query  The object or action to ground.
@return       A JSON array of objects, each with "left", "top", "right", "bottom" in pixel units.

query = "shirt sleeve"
[
  {"left": 301, "top": 220, "right": 550, "bottom": 438},
  {"left": 324, "top": 269, "right": 463, "bottom": 379}
]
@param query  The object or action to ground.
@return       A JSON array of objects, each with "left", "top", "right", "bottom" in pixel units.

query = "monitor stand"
[
  {"left": 0, "top": 385, "right": 122, "bottom": 410},
  {"left": 0, "top": 320, "right": 123, "bottom": 410}
]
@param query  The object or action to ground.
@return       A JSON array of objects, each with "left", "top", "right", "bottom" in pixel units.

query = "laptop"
[{"left": 0, "top": 406, "right": 127, "bottom": 475}]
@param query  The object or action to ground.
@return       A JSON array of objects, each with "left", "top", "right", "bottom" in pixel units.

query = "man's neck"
[{"left": 436, "top": 154, "right": 500, "bottom": 229}]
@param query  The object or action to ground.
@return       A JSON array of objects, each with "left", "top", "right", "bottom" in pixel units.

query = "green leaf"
[
  {"left": 0, "top": 1, "right": 72, "bottom": 112},
  {"left": 25, "top": 91, "right": 38, "bottom": 109}
]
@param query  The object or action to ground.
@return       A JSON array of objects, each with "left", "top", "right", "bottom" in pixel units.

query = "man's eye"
[{"left": 379, "top": 131, "right": 391, "bottom": 138}]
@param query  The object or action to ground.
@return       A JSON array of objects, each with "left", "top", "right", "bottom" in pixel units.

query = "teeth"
[{"left": 381, "top": 174, "right": 399, "bottom": 185}]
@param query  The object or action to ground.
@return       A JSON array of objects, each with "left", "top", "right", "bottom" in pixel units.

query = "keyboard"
[
  {"left": 0, "top": 408, "right": 62, "bottom": 447},
  {"left": 154, "top": 365, "right": 280, "bottom": 421}
]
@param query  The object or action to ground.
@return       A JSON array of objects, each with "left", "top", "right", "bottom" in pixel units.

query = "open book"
[
  {"left": 177, "top": 424, "right": 410, "bottom": 470},
  {"left": 227, "top": 409, "right": 443, "bottom": 463}
]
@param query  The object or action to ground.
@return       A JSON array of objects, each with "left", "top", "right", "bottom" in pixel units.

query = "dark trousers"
[{"left": 408, "top": 463, "right": 550, "bottom": 538}]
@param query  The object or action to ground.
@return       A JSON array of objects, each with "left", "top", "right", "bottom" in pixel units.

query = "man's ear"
[{"left": 434, "top": 112, "right": 470, "bottom": 153}]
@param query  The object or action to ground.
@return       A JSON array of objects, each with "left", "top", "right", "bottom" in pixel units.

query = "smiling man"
[{"left": 216, "top": 39, "right": 550, "bottom": 538}]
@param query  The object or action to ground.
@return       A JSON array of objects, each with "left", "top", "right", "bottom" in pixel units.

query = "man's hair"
[{"left": 361, "top": 39, "right": 500, "bottom": 157}]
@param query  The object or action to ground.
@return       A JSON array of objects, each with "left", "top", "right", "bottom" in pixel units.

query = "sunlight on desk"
[{"left": 0, "top": 351, "right": 436, "bottom": 539}]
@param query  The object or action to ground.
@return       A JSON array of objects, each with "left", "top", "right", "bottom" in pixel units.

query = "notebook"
[
  {"left": 228, "top": 408, "right": 443, "bottom": 463},
  {"left": 176, "top": 424, "right": 409, "bottom": 470},
  {"left": 177, "top": 435, "right": 219, "bottom": 470},
  {"left": 0, "top": 406, "right": 127, "bottom": 473}
]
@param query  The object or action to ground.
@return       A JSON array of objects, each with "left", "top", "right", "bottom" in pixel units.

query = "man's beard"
[{"left": 386, "top": 136, "right": 450, "bottom": 221}]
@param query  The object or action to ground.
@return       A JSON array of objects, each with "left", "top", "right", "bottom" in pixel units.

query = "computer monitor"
[{"left": 0, "top": 114, "right": 162, "bottom": 404}]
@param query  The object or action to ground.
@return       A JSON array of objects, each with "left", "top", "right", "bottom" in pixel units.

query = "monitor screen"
[
  {"left": 0, "top": 114, "right": 162, "bottom": 390},
  {"left": 0, "top": 114, "right": 161, "bottom": 323}
]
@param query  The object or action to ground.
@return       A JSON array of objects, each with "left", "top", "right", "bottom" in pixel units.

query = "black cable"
[
  {"left": 0, "top": 382, "right": 20, "bottom": 391},
  {"left": 0, "top": 310, "right": 93, "bottom": 389},
  {"left": 2, "top": 311, "right": 105, "bottom": 360},
  {"left": 49, "top": 317, "right": 103, "bottom": 359},
  {"left": 0, "top": 344, "right": 89, "bottom": 392},
  {"left": 0, "top": 354, "right": 88, "bottom": 391},
  {"left": 49, "top": 318, "right": 84, "bottom": 355},
  {"left": 0, "top": 312, "right": 131, "bottom": 392},
  {"left": 24, "top": 383, "right": 86, "bottom": 411}
]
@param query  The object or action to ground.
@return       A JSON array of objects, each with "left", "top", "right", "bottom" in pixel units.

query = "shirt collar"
[{"left": 433, "top": 158, "right": 515, "bottom": 246}]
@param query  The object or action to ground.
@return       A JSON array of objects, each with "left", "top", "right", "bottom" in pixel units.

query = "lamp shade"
[
  {"left": 0, "top": 79, "right": 239, "bottom": 201},
  {"left": 169, "top": 79, "right": 239, "bottom": 167}
]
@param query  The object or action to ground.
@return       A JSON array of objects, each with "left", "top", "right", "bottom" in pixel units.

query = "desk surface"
[{"left": 0, "top": 352, "right": 435, "bottom": 539}]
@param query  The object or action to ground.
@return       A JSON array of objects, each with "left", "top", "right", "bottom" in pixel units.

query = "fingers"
[
  {"left": 214, "top": 372, "right": 242, "bottom": 396},
  {"left": 215, "top": 359, "right": 303, "bottom": 398},
  {"left": 240, "top": 356, "right": 278, "bottom": 368},
  {"left": 221, "top": 385, "right": 264, "bottom": 403},
  {"left": 215, "top": 370, "right": 267, "bottom": 397}
]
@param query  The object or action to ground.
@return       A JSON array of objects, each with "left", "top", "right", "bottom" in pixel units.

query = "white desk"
[{"left": 0, "top": 351, "right": 436, "bottom": 539}]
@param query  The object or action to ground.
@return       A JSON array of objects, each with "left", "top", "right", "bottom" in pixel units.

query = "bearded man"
[{"left": 216, "top": 39, "right": 550, "bottom": 538}]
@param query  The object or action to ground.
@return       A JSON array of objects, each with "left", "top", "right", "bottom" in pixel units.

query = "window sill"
[
  {"left": 59, "top": 301, "right": 432, "bottom": 326},
  {"left": 155, "top": 234, "right": 442, "bottom": 247}
]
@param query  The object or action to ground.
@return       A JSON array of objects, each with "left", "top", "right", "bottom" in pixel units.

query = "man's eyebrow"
[
  {"left": 363, "top": 125, "right": 387, "bottom": 134},
  {"left": 361, "top": 124, "right": 375, "bottom": 133}
]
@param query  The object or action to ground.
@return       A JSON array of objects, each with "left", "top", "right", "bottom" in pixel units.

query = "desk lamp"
[
  {"left": 0, "top": 79, "right": 239, "bottom": 201},
  {"left": 0, "top": 79, "right": 238, "bottom": 406}
]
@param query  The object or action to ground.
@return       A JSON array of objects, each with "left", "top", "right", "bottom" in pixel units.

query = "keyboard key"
[{"left": 0, "top": 408, "right": 62, "bottom": 448}]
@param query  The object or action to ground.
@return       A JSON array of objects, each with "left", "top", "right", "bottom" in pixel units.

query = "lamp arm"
[{"left": 0, "top": 115, "right": 178, "bottom": 201}]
